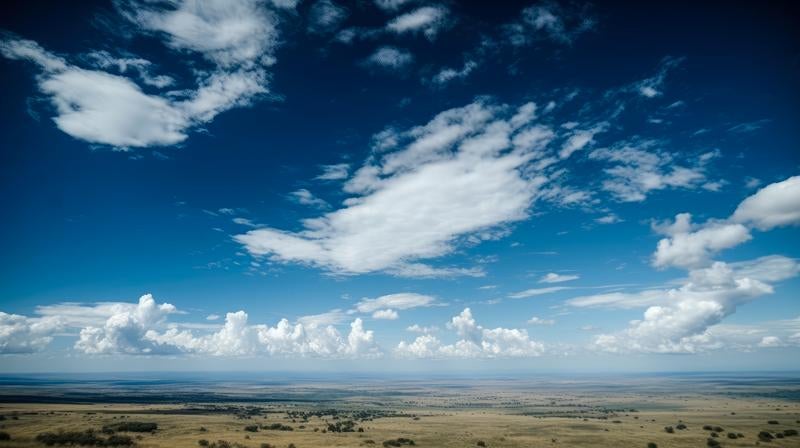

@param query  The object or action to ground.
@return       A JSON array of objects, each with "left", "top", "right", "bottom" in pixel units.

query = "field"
[{"left": 0, "top": 373, "right": 799, "bottom": 447}]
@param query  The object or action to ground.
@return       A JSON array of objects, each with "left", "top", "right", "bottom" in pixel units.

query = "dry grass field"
[{"left": 0, "top": 375, "right": 798, "bottom": 447}]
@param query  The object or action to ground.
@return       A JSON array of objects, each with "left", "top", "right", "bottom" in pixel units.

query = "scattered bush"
[
  {"left": 676, "top": 423, "right": 687, "bottom": 430},
  {"left": 727, "top": 432, "right": 737, "bottom": 439},
  {"left": 785, "top": 429, "right": 798, "bottom": 436},
  {"left": 198, "top": 440, "right": 210, "bottom": 447},
  {"left": 767, "top": 420, "right": 779, "bottom": 425},
  {"left": 382, "top": 438, "right": 415, "bottom": 447},
  {"left": 647, "top": 443, "right": 657, "bottom": 448},
  {"left": 703, "top": 425, "right": 713, "bottom": 431},
  {"left": 710, "top": 432, "right": 718, "bottom": 438},
  {"left": 103, "top": 422, "right": 158, "bottom": 433},
  {"left": 263, "top": 423, "right": 293, "bottom": 431},
  {"left": 758, "top": 431, "right": 774, "bottom": 442},
  {"left": 35, "top": 430, "right": 134, "bottom": 446},
  {"left": 0, "top": 431, "right": 9, "bottom": 440},
  {"left": 706, "top": 438, "right": 720, "bottom": 447},
  {"left": 244, "top": 425, "right": 259, "bottom": 432},
  {"left": 664, "top": 426, "right": 674, "bottom": 433},
  {"left": 477, "top": 441, "right": 486, "bottom": 447}
]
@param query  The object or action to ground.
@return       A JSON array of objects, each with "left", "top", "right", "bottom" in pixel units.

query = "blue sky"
[{"left": 0, "top": 0, "right": 798, "bottom": 373}]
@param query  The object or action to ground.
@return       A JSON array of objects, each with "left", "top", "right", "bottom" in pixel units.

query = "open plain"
[{"left": 0, "top": 373, "right": 798, "bottom": 447}]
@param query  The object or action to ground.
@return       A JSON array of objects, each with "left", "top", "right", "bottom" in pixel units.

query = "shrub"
[
  {"left": 706, "top": 438, "right": 720, "bottom": 447},
  {"left": 676, "top": 423, "right": 687, "bottom": 430},
  {"left": 199, "top": 440, "right": 210, "bottom": 447},
  {"left": 712, "top": 426, "right": 724, "bottom": 433},
  {"left": 664, "top": 426, "right": 674, "bottom": 433},
  {"left": 727, "top": 432, "right": 737, "bottom": 439},
  {"left": 105, "top": 435, "right": 135, "bottom": 446},
  {"left": 758, "top": 431, "right": 774, "bottom": 442},
  {"left": 0, "top": 431, "right": 9, "bottom": 440},
  {"left": 647, "top": 443, "right": 657, "bottom": 448},
  {"left": 244, "top": 425, "right": 259, "bottom": 432},
  {"left": 785, "top": 429, "right": 799, "bottom": 436},
  {"left": 103, "top": 422, "right": 158, "bottom": 433},
  {"left": 768, "top": 420, "right": 779, "bottom": 425},
  {"left": 382, "top": 438, "right": 415, "bottom": 447},
  {"left": 710, "top": 432, "right": 718, "bottom": 438},
  {"left": 35, "top": 429, "right": 134, "bottom": 446},
  {"left": 703, "top": 425, "right": 713, "bottom": 431},
  {"left": 477, "top": 441, "right": 487, "bottom": 447}
]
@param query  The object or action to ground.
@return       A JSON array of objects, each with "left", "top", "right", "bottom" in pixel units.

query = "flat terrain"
[{"left": 0, "top": 373, "right": 799, "bottom": 447}]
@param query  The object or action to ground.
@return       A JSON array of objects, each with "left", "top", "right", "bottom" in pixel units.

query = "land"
[{"left": 0, "top": 373, "right": 798, "bottom": 447}]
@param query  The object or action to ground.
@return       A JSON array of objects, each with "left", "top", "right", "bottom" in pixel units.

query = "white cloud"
[
  {"left": 396, "top": 308, "right": 545, "bottom": 358},
  {"left": 652, "top": 213, "right": 751, "bottom": 269},
  {"left": 406, "top": 324, "right": 438, "bottom": 333},
  {"left": 731, "top": 176, "right": 800, "bottom": 231},
  {"left": 508, "top": 286, "right": 570, "bottom": 299},
  {"left": 430, "top": 60, "right": 478, "bottom": 85},
  {"left": 558, "top": 124, "right": 606, "bottom": 159},
  {"left": 206, "top": 314, "right": 221, "bottom": 321},
  {"left": 653, "top": 177, "right": 800, "bottom": 269},
  {"left": 595, "top": 213, "right": 622, "bottom": 224},
  {"left": 632, "top": 57, "right": 683, "bottom": 98},
  {"left": 364, "top": 46, "right": 414, "bottom": 70},
  {"left": 373, "top": 0, "right": 415, "bottom": 12},
  {"left": 372, "top": 309, "right": 399, "bottom": 320},
  {"left": 589, "top": 140, "right": 709, "bottom": 202},
  {"left": 386, "top": 5, "right": 449, "bottom": 40},
  {"left": 75, "top": 294, "right": 179, "bottom": 355},
  {"left": 316, "top": 163, "right": 350, "bottom": 180},
  {"left": 503, "top": 1, "right": 594, "bottom": 46},
  {"left": 1, "top": 0, "right": 278, "bottom": 149},
  {"left": 289, "top": 189, "right": 329, "bottom": 209},
  {"left": 0, "top": 312, "right": 62, "bottom": 354},
  {"left": 591, "top": 261, "right": 779, "bottom": 354},
  {"left": 539, "top": 272, "right": 579, "bottom": 284},
  {"left": 758, "top": 336, "right": 783, "bottom": 348},
  {"left": 307, "top": 0, "right": 349, "bottom": 34},
  {"left": 527, "top": 316, "right": 555, "bottom": 326},
  {"left": 234, "top": 100, "right": 554, "bottom": 277},
  {"left": 66, "top": 294, "right": 381, "bottom": 358},
  {"left": 233, "top": 217, "right": 257, "bottom": 227},
  {"left": 355, "top": 293, "right": 435, "bottom": 314}
]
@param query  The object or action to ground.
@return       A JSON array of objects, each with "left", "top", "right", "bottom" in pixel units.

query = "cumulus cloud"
[
  {"left": 75, "top": 294, "right": 179, "bottom": 355},
  {"left": 386, "top": 5, "right": 449, "bottom": 40},
  {"left": 152, "top": 312, "right": 379, "bottom": 358},
  {"left": 539, "top": 272, "right": 579, "bottom": 284},
  {"left": 234, "top": 100, "right": 559, "bottom": 277},
  {"left": 0, "top": 312, "right": 62, "bottom": 354},
  {"left": 64, "top": 294, "right": 381, "bottom": 358},
  {"left": 0, "top": 0, "right": 279, "bottom": 149},
  {"left": 731, "top": 176, "right": 800, "bottom": 231},
  {"left": 652, "top": 213, "right": 751, "bottom": 269},
  {"left": 653, "top": 177, "right": 800, "bottom": 269},
  {"left": 590, "top": 261, "right": 787, "bottom": 354},
  {"left": 396, "top": 308, "right": 545, "bottom": 358}
]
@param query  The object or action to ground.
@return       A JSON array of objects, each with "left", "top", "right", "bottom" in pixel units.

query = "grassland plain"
[{"left": 0, "top": 374, "right": 798, "bottom": 447}]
